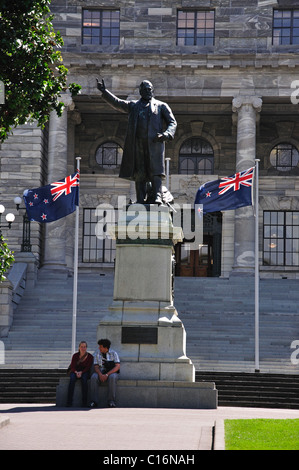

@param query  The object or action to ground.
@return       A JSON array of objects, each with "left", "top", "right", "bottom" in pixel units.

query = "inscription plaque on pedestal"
[{"left": 121, "top": 327, "right": 158, "bottom": 344}]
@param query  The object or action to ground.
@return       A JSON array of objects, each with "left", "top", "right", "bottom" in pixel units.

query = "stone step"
[
  {"left": 0, "top": 368, "right": 298, "bottom": 408},
  {"left": 196, "top": 371, "right": 299, "bottom": 408},
  {"left": 2, "top": 271, "right": 299, "bottom": 374},
  {"left": 0, "top": 369, "right": 66, "bottom": 403}
]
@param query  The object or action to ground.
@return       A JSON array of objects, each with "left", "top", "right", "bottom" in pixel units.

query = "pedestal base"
[
  {"left": 230, "top": 266, "right": 254, "bottom": 277},
  {"left": 97, "top": 300, "right": 195, "bottom": 382},
  {"left": 56, "top": 377, "right": 218, "bottom": 409}
]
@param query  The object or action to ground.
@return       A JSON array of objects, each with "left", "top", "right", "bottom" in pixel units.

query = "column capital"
[
  {"left": 232, "top": 96, "right": 262, "bottom": 114},
  {"left": 69, "top": 109, "right": 82, "bottom": 126},
  {"left": 60, "top": 92, "right": 75, "bottom": 111}
]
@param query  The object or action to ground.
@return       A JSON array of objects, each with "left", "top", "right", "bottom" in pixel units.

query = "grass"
[{"left": 224, "top": 419, "right": 299, "bottom": 450}]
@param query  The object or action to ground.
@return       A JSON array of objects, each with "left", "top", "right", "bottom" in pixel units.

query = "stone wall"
[
  {"left": 1, "top": 0, "right": 299, "bottom": 278},
  {"left": 0, "top": 280, "right": 13, "bottom": 337},
  {"left": 0, "top": 124, "right": 48, "bottom": 263},
  {"left": 50, "top": 0, "right": 292, "bottom": 56}
]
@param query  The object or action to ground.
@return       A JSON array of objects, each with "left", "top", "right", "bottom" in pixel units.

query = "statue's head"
[{"left": 139, "top": 80, "right": 154, "bottom": 101}]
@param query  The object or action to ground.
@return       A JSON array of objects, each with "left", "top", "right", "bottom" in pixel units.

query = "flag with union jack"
[
  {"left": 195, "top": 167, "right": 254, "bottom": 214},
  {"left": 23, "top": 171, "right": 80, "bottom": 223}
]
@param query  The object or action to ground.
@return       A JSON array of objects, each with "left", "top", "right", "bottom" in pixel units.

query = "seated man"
[{"left": 90, "top": 338, "right": 120, "bottom": 408}]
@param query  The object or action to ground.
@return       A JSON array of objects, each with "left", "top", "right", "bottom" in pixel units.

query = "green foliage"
[
  {"left": 0, "top": 0, "right": 81, "bottom": 142},
  {"left": 68, "top": 82, "right": 82, "bottom": 97},
  {"left": 225, "top": 419, "right": 299, "bottom": 450},
  {"left": 0, "top": 235, "right": 14, "bottom": 282}
]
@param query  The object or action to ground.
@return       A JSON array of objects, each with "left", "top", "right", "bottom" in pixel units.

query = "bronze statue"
[{"left": 97, "top": 79, "right": 177, "bottom": 205}]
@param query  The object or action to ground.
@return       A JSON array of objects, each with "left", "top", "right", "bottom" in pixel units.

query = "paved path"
[{"left": 1, "top": 404, "right": 299, "bottom": 451}]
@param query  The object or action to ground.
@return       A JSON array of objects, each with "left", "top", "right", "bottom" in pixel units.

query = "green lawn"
[{"left": 225, "top": 419, "right": 299, "bottom": 450}]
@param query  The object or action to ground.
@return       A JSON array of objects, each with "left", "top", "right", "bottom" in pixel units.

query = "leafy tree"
[
  {"left": 0, "top": 235, "right": 14, "bottom": 282},
  {"left": 0, "top": 0, "right": 81, "bottom": 142}
]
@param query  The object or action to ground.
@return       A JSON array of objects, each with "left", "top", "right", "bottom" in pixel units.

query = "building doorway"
[{"left": 175, "top": 212, "right": 222, "bottom": 277}]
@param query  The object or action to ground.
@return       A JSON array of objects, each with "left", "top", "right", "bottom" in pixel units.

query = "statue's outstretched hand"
[{"left": 96, "top": 78, "right": 106, "bottom": 92}]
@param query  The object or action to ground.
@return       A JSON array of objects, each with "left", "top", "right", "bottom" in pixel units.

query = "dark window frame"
[
  {"left": 82, "top": 9, "right": 120, "bottom": 46},
  {"left": 270, "top": 142, "right": 299, "bottom": 172},
  {"left": 272, "top": 9, "right": 299, "bottom": 45},
  {"left": 95, "top": 141, "right": 123, "bottom": 169},
  {"left": 178, "top": 137, "right": 214, "bottom": 175},
  {"left": 82, "top": 208, "right": 116, "bottom": 263},
  {"left": 263, "top": 211, "right": 299, "bottom": 267},
  {"left": 176, "top": 9, "right": 215, "bottom": 47}
]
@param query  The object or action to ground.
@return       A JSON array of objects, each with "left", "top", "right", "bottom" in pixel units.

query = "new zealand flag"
[
  {"left": 23, "top": 172, "right": 80, "bottom": 223},
  {"left": 195, "top": 167, "right": 254, "bottom": 214}
]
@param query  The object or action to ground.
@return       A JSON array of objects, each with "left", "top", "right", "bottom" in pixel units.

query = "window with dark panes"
[
  {"left": 96, "top": 142, "right": 123, "bottom": 169},
  {"left": 263, "top": 211, "right": 299, "bottom": 266},
  {"left": 273, "top": 9, "right": 299, "bottom": 45},
  {"left": 177, "top": 10, "right": 215, "bottom": 46},
  {"left": 82, "top": 9, "right": 120, "bottom": 45},
  {"left": 179, "top": 138, "right": 214, "bottom": 175},
  {"left": 270, "top": 143, "right": 299, "bottom": 171},
  {"left": 83, "top": 208, "right": 116, "bottom": 263}
]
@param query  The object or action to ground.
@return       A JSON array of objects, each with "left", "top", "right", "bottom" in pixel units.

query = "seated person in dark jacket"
[{"left": 67, "top": 341, "right": 93, "bottom": 407}]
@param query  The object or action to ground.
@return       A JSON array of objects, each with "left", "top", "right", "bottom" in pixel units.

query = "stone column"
[
  {"left": 42, "top": 94, "right": 74, "bottom": 271},
  {"left": 231, "top": 96, "right": 262, "bottom": 274},
  {"left": 65, "top": 110, "right": 81, "bottom": 272}
]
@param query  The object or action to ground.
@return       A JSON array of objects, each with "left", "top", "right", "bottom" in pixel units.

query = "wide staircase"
[
  {"left": 1, "top": 269, "right": 299, "bottom": 407},
  {"left": 175, "top": 277, "right": 299, "bottom": 375},
  {"left": 1, "top": 269, "right": 115, "bottom": 368}
]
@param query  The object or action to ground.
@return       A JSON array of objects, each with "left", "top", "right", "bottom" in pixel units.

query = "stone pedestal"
[
  {"left": 97, "top": 204, "right": 195, "bottom": 382},
  {"left": 56, "top": 204, "right": 218, "bottom": 409}
]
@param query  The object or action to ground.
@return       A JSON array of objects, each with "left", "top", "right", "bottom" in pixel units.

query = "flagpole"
[
  {"left": 71, "top": 156, "right": 81, "bottom": 355},
  {"left": 254, "top": 158, "right": 260, "bottom": 372}
]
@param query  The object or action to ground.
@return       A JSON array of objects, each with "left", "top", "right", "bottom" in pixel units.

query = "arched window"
[
  {"left": 270, "top": 143, "right": 299, "bottom": 172},
  {"left": 179, "top": 138, "right": 214, "bottom": 175},
  {"left": 96, "top": 142, "right": 123, "bottom": 169}
]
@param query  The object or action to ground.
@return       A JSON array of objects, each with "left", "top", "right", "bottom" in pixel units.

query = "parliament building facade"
[{"left": 2, "top": 0, "right": 299, "bottom": 281}]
